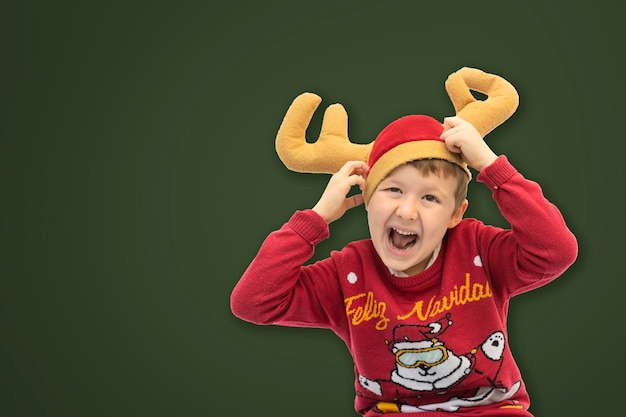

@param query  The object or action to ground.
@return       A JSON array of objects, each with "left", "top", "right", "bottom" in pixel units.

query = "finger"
[
  {"left": 440, "top": 126, "right": 457, "bottom": 141},
  {"left": 347, "top": 174, "right": 367, "bottom": 191},
  {"left": 343, "top": 160, "right": 370, "bottom": 176},
  {"left": 442, "top": 116, "right": 462, "bottom": 129},
  {"left": 354, "top": 163, "right": 370, "bottom": 180},
  {"left": 344, "top": 193, "right": 364, "bottom": 210},
  {"left": 442, "top": 133, "right": 462, "bottom": 153}
]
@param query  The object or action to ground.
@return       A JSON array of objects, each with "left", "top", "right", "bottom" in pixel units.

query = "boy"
[{"left": 230, "top": 70, "right": 578, "bottom": 416}]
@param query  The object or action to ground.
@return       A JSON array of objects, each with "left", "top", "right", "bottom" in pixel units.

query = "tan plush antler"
[
  {"left": 275, "top": 93, "right": 373, "bottom": 174},
  {"left": 445, "top": 67, "right": 519, "bottom": 137},
  {"left": 275, "top": 67, "right": 519, "bottom": 174}
]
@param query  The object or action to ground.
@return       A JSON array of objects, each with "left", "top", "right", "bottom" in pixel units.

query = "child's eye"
[
  {"left": 387, "top": 187, "right": 402, "bottom": 194},
  {"left": 423, "top": 194, "right": 439, "bottom": 203}
]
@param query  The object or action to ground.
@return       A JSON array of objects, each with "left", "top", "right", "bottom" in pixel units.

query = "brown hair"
[{"left": 407, "top": 159, "right": 469, "bottom": 208}]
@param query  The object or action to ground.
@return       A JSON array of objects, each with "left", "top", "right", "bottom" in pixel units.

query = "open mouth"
[{"left": 389, "top": 228, "right": 418, "bottom": 251}]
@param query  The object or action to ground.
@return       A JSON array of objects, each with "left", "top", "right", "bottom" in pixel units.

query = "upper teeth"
[{"left": 393, "top": 228, "right": 416, "bottom": 236}]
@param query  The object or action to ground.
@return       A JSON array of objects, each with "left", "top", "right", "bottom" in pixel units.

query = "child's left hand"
[{"left": 441, "top": 116, "right": 498, "bottom": 172}]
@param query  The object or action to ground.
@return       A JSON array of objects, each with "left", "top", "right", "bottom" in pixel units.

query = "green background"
[{"left": 2, "top": 1, "right": 623, "bottom": 416}]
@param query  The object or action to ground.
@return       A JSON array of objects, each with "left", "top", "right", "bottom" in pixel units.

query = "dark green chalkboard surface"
[{"left": 2, "top": 1, "right": 622, "bottom": 416}]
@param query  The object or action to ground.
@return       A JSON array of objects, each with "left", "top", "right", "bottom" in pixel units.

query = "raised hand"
[
  {"left": 441, "top": 116, "right": 498, "bottom": 172},
  {"left": 312, "top": 161, "right": 369, "bottom": 224}
]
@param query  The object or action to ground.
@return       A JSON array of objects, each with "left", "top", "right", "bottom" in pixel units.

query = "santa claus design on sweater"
[{"left": 358, "top": 314, "right": 521, "bottom": 413}]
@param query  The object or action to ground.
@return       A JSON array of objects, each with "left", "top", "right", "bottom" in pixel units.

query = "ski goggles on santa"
[{"left": 395, "top": 345, "right": 448, "bottom": 368}]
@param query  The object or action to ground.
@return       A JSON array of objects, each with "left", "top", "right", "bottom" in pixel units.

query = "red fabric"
[
  {"left": 368, "top": 115, "right": 444, "bottom": 166},
  {"left": 231, "top": 156, "right": 577, "bottom": 416}
]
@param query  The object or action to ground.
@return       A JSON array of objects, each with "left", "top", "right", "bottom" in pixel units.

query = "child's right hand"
[{"left": 312, "top": 161, "right": 369, "bottom": 224}]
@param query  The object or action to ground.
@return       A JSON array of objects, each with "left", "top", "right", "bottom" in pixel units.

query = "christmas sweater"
[{"left": 230, "top": 156, "right": 578, "bottom": 416}]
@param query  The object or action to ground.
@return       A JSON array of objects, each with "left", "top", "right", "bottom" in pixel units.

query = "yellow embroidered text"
[
  {"left": 397, "top": 273, "right": 492, "bottom": 321},
  {"left": 345, "top": 292, "right": 390, "bottom": 330}
]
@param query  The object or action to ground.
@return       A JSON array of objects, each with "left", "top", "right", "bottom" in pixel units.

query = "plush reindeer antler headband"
[{"left": 275, "top": 67, "right": 519, "bottom": 203}]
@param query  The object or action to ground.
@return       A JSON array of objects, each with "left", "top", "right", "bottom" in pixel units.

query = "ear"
[{"left": 448, "top": 199, "right": 468, "bottom": 229}]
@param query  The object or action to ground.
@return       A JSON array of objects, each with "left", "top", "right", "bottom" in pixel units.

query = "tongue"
[{"left": 391, "top": 230, "right": 416, "bottom": 250}]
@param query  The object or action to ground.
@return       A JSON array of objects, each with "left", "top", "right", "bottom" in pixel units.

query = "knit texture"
[{"left": 231, "top": 156, "right": 578, "bottom": 416}]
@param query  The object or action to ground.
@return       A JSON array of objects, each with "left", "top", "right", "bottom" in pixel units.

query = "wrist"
[
  {"left": 312, "top": 204, "right": 331, "bottom": 224},
  {"left": 472, "top": 151, "right": 498, "bottom": 172}
]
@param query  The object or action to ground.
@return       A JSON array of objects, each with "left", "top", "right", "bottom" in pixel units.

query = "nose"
[
  {"left": 396, "top": 197, "right": 419, "bottom": 220},
  {"left": 418, "top": 363, "right": 431, "bottom": 371}
]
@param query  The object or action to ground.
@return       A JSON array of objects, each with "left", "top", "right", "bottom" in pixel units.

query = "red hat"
[
  {"left": 362, "top": 114, "right": 471, "bottom": 204},
  {"left": 385, "top": 314, "right": 453, "bottom": 351}
]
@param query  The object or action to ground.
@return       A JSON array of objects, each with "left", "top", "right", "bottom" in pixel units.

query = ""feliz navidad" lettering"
[{"left": 344, "top": 273, "right": 492, "bottom": 330}]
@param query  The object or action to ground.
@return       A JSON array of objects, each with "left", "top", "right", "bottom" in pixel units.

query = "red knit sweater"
[{"left": 231, "top": 156, "right": 578, "bottom": 416}]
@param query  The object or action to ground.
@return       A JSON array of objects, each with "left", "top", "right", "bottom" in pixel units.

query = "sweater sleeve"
[
  {"left": 475, "top": 156, "right": 578, "bottom": 295},
  {"left": 230, "top": 209, "right": 342, "bottom": 327}
]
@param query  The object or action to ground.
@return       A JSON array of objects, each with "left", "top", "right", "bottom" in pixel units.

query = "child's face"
[{"left": 366, "top": 163, "right": 468, "bottom": 276}]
